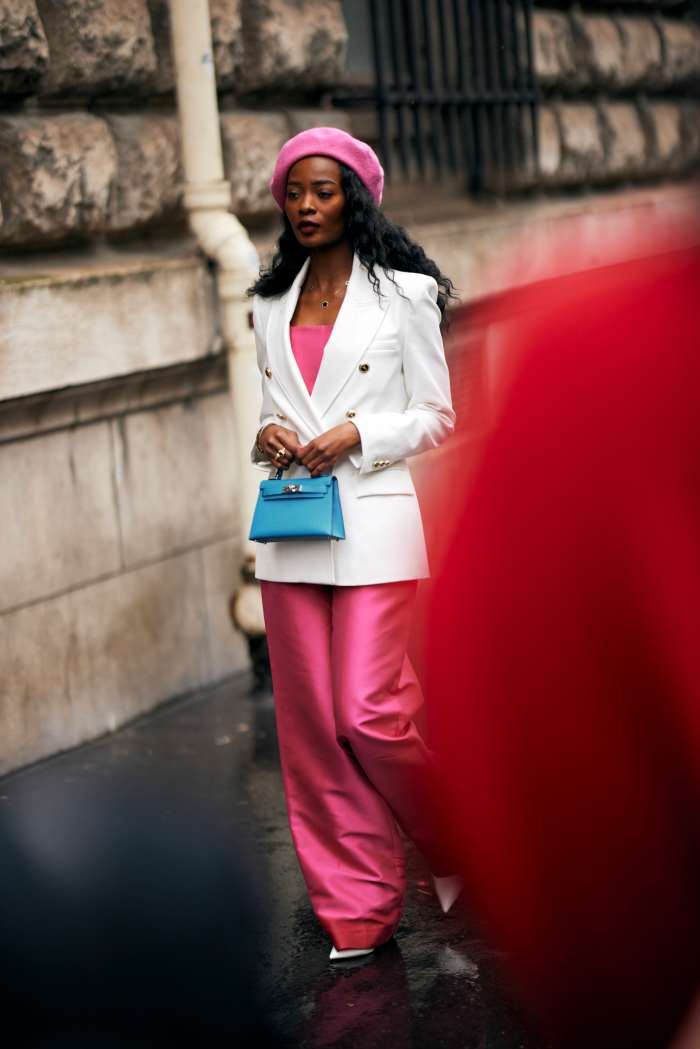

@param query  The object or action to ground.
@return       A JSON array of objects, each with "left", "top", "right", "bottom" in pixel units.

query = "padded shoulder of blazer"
[{"left": 384, "top": 269, "right": 439, "bottom": 303}]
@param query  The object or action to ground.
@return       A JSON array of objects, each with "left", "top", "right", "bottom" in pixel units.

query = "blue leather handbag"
[{"left": 249, "top": 469, "right": 345, "bottom": 544}]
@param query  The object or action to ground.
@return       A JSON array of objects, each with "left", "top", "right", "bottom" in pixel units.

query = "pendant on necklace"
[{"left": 321, "top": 300, "right": 329, "bottom": 309}]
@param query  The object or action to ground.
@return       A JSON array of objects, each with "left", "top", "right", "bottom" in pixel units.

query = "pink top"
[{"left": 290, "top": 324, "right": 333, "bottom": 394}]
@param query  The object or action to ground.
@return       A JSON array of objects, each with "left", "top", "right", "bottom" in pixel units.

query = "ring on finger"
[{"left": 275, "top": 447, "right": 286, "bottom": 460}]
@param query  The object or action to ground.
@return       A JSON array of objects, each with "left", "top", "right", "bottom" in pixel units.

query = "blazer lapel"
[
  {"left": 267, "top": 258, "right": 325, "bottom": 437},
  {"left": 311, "top": 254, "right": 388, "bottom": 418}
]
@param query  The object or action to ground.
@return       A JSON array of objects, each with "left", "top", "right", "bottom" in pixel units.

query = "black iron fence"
[{"left": 335, "top": 0, "right": 539, "bottom": 194}]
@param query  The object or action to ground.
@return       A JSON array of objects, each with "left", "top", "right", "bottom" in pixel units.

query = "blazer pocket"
[
  {"left": 369, "top": 337, "right": 400, "bottom": 354},
  {"left": 356, "top": 467, "right": 415, "bottom": 498}
]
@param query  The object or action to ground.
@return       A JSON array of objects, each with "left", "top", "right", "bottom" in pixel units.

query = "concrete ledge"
[
  {"left": 0, "top": 254, "right": 218, "bottom": 401},
  {"left": 0, "top": 354, "right": 228, "bottom": 444}
]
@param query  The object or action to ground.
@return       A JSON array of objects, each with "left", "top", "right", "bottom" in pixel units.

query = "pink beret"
[{"left": 269, "top": 127, "right": 384, "bottom": 210}]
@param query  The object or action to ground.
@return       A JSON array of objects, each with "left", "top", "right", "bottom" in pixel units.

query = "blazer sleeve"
[
  {"left": 352, "top": 276, "right": 456, "bottom": 474},
  {"left": 250, "top": 294, "right": 278, "bottom": 468}
]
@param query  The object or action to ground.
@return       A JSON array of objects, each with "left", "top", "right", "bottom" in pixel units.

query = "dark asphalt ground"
[{"left": 1, "top": 674, "right": 545, "bottom": 1049}]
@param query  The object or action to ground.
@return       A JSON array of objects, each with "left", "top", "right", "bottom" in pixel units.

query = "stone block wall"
[
  {"left": 2, "top": 0, "right": 347, "bottom": 99},
  {"left": 0, "top": 430, "right": 247, "bottom": 774},
  {"left": 0, "top": 0, "right": 349, "bottom": 774},
  {"left": 0, "top": 0, "right": 348, "bottom": 249},
  {"left": 525, "top": 2, "right": 700, "bottom": 187},
  {"left": 2, "top": 2, "right": 698, "bottom": 248}
]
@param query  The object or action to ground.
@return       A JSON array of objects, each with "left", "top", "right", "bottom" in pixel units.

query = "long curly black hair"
[{"left": 248, "top": 164, "right": 457, "bottom": 326}]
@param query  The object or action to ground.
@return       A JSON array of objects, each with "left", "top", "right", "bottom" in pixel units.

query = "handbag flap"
[{"left": 260, "top": 475, "right": 333, "bottom": 501}]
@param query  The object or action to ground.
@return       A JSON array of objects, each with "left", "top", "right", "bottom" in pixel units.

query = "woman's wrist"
[
  {"left": 343, "top": 421, "right": 361, "bottom": 449},
  {"left": 255, "top": 424, "right": 274, "bottom": 455}
]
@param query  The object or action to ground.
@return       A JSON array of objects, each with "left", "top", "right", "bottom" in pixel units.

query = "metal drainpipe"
[{"left": 169, "top": 0, "right": 266, "bottom": 640}]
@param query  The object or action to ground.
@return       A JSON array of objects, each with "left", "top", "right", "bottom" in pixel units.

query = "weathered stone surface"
[
  {"left": 0, "top": 596, "right": 74, "bottom": 773},
  {"left": 210, "top": 0, "right": 245, "bottom": 90},
  {"left": 284, "top": 108, "right": 351, "bottom": 136},
  {"left": 0, "top": 423, "right": 121, "bottom": 612},
  {"left": 614, "top": 17, "right": 664, "bottom": 88},
  {"left": 532, "top": 11, "right": 581, "bottom": 89},
  {"left": 679, "top": 102, "right": 700, "bottom": 170},
  {"left": 642, "top": 102, "right": 685, "bottom": 174},
  {"left": 106, "top": 114, "right": 182, "bottom": 232},
  {"left": 145, "top": 0, "right": 175, "bottom": 94},
  {"left": 658, "top": 19, "right": 700, "bottom": 85},
  {"left": 533, "top": 10, "right": 699, "bottom": 93},
  {"left": 35, "top": 0, "right": 156, "bottom": 96},
  {"left": 201, "top": 538, "right": 249, "bottom": 681},
  {"left": 0, "top": 551, "right": 214, "bottom": 775},
  {"left": 536, "top": 105, "right": 562, "bottom": 181},
  {"left": 571, "top": 13, "right": 625, "bottom": 90},
  {"left": 600, "top": 103, "right": 647, "bottom": 178},
  {"left": 113, "top": 394, "right": 238, "bottom": 567},
  {"left": 0, "top": 258, "right": 217, "bottom": 401},
  {"left": 147, "top": 0, "right": 244, "bottom": 95},
  {"left": 221, "top": 110, "right": 288, "bottom": 216},
  {"left": 523, "top": 100, "right": 696, "bottom": 187},
  {"left": 519, "top": 100, "right": 693, "bottom": 188},
  {"left": 0, "top": 114, "right": 116, "bottom": 245},
  {"left": 0, "top": 357, "right": 228, "bottom": 445},
  {"left": 238, "top": 0, "right": 347, "bottom": 93},
  {"left": 556, "top": 104, "right": 607, "bottom": 183},
  {"left": 0, "top": 0, "right": 48, "bottom": 95}
]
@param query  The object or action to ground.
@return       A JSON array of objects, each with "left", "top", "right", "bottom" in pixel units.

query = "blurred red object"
[{"left": 427, "top": 242, "right": 700, "bottom": 1049}]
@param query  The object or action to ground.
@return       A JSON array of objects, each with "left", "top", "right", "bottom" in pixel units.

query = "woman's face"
[{"left": 284, "top": 156, "right": 347, "bottom": 249}]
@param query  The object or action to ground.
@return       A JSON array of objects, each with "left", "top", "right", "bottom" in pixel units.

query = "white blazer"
[{"left": 251, "top": 253, "right": 455, "bottom": 586}]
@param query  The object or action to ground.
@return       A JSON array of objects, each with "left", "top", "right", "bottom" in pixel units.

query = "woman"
[{"left": 249, "top": 127, "right": 458, "bottom": 960}]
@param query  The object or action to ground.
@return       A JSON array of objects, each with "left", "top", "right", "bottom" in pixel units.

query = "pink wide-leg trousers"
[{"left": 261, "top": 579, "right": 447, "bottom": 950}]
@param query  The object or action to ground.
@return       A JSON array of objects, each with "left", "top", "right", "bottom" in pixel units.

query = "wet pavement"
[{"left": 0, "top": 674, "right": 545, "bottom": 1049}]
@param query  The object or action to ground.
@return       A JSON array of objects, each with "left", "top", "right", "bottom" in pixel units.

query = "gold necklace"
[{"left": 306, "top": 277, "right": 350, "bottom": 310}]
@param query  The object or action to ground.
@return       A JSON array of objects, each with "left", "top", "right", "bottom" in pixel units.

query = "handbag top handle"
[{"left": 274, "top": 467, "right": 333, "bottom": 480}]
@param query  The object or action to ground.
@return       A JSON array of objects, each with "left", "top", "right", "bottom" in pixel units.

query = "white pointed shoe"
[
  {"left": 432, "top": 873, "right": 463, "bottom": 914},
  {"left": 329, "top": 946, "right": 375, "bottom": 961}
]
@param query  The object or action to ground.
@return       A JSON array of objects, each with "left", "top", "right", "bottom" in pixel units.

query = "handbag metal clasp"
[{"left": 282, "top": 483, "right": 302, "bottom": 493}]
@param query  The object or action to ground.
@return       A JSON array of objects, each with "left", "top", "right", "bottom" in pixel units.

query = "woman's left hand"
[{"left": 296, "top": 423, "right": 360, "bottom": 477}]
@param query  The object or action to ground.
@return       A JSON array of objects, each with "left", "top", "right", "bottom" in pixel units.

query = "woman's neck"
[{"left": 305, "top": 240, "right": 354, "bottom": 294}]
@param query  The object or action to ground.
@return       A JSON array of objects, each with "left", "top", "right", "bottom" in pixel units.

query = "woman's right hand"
[{"left": 257, "top": 424, "right": 301, "bottom": 469}]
